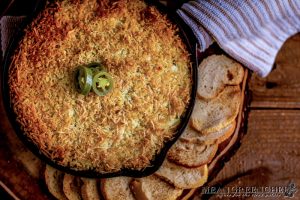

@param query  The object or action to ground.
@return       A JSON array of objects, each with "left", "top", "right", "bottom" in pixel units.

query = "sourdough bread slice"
[
  {"left": 45, "top": 165, "right": 67, "bottom": 200},
  {"left": 198, "top": 55, "right": 244, "bottom": 99},
  {"left": 101, "top": 177, "right": 135, "bottom": 200},
  {"left": 167, "top": 137, "right": 218, "bottom": 167},
  {"left": 191, "top": 86, "right": 241, "bottom": 134},
  {"left": 63, "top": 174, "right": 82, "bottom": 200},
  {"left": 186, "top": 70, "right": 249, "bottom": 199},
  {"left": 81, "top": 178, "right": 101, "bottom": 200},
  {"left": 180, "top": 121, "right": 236, "bottom": 145},
  {"left": 130, "top": 175, "right": 183, "bottom": 200},
  {"left": 155, "top": 160, "right": 208, "bottom": 189}
]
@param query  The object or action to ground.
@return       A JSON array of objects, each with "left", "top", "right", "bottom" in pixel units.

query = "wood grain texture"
[
  {"left": 249, "top": 33, "right": 300, "bottom": 109},
  {"left": 1, "top": 2, "right": 300, "bottom": 199},
  {"left": 198, "top": 110, "right": 300, "bottom": 199},
  {"left": 0, "top": 84, "right": 51, "bottom": 200}
]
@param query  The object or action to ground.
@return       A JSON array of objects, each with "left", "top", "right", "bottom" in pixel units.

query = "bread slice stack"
[
  {"left": 42, "top": 55, "right": 247, "bottom": 200},
  {"left": 45, "top": 165, "right": 68, "bottom": 200}
]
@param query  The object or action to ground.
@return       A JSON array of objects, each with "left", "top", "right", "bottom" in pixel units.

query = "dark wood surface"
[{"left": 249, "top": 35, "right": 300, "bottom": 109}]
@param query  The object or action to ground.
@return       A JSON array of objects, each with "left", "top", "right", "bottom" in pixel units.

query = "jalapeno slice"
[
  {"left": 77, "top": 66, "right": 93, "bottom": 95},
  {"left": 87, "top": 62, "right": 107, "bottom": 73},
  {"left": 92, "top": 72, "right": 114, "bottom": 96}
]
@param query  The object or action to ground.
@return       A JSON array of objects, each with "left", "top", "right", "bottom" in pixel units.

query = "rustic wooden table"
[
  {"left": 1, "top": 34, "right": 299, "bottom": 200},
  {"left": 0, "top": 1, "right": 300, "bottom": 198}
]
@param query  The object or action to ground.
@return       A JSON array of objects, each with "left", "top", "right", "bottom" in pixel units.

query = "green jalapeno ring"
[
  {"left": 92, "top": 71, "right": 114, "bottom": 96},
  {"left": 77, "top": 66, "right": 93, "bottom": 95},
  {"left": 87, "top": 62, "right": 107, "bottom": 73}
]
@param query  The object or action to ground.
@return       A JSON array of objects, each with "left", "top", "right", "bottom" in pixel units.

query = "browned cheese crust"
[{"left": 8, "top": 0, "right": 191, "bottom": 173}]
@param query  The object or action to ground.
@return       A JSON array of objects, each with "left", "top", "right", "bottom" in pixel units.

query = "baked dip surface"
[{"left": 9, "top": 0, "right": 192, "bottom": 173}]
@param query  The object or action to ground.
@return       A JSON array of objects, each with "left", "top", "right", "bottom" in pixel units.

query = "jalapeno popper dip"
[{"left": 8, "top": 0, "right": 192, "bottom": 173}]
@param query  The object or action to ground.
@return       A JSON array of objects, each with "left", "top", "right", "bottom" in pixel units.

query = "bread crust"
[
  {"left": 45, "top": 165, "right": 67, "bottom": 200},
  {"left": 62, "top": 174, "right": 82, "bottom": 200},
  {"left": 101, "top": 177, "right": 135, "bottom": 200},
  {"left": 8, "top": 0, "right": 191, "bottom": 173},
  {"left": 191, "top": 86, "right": 242, "bottom": 134},
  {"left": 81, "top": 178, "right": 101, "bottom": 200},
  {"left": 167, "top": 139, "right": 218, "bottom": 167},
  {"left": 179, "top": 121, "right": 236, "bottom": 145},
  {"left": 155, "top": 160, "right": 208, "bottom": 189},
  {"left": 130, "top": 175, "right": 183, "bottom": 200},
  {"left": 197, "top": 55, "right": 244, "bottom": 99}
]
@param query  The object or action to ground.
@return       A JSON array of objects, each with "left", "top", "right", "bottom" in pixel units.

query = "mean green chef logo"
[
  {"left": 285, "top": 182, "right": 297, "bottom": 198},
  {"left": 200, "top": 181, "right": 298, "bottom": 198}
]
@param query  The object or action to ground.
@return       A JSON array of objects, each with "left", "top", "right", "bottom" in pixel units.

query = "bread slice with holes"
[
  {"left": 130, "top": 175, "right": 183, "bottom": 200},
  {"left": 155, "top": 160, "right": 208, "bottom": 189},
  {"left": 181, "top": 121, "right": 236, "bottom": 145},
  {"left": 45, "top": 165, "right": 67, "bottom": 200},
  {"left": 63, "top": 174, "right": 82, "bottom": 200},
  {"left": 198, "top": 55, "right": 244, "bottom": 99},
  {"left": 167, "top": 136, "right": 218, "bottom": 167},
  {"left": 81, "top": 178, "right": 101, "bottom": 200},
  {"left": 191, "top": 86, "right": 241, "bottom": 134},
  {"left": 101, "top": 177, "right": 135, "bottom": 200}
]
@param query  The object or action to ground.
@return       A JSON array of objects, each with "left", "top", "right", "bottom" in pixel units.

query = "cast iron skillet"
[{"left": 1, "top": 0, "right": 199, "bottom": 178}]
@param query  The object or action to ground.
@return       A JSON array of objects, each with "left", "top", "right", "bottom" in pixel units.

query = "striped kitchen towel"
[{"left": 177, "top": 0, "right": 300, "bottom": 77}]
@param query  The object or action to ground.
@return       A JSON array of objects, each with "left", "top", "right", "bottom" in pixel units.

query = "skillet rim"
[{"left": 1, "top": 0, "right": 199, "bottom": 178}]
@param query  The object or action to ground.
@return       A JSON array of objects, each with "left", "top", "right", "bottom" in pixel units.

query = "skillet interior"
[{"left": 1, "top": 0, "right": 198, "bottom": 178}]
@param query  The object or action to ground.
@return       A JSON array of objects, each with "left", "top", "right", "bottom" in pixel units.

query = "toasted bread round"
[
  {"left": 45, "top": 165, "right": 67, "bottom": 200},
  {"left": 191, "top": 86, "right": 241, "bottom": 134},
  {"left": 180, "top": 189, "right": 197, "bottom": 200},
  {"left": 208, "top": 70, "right": 248, "bottom": 177},
  {"left": 130, "top": 175, "right": 183, "bottom": 200},
  {"left": 101, "top": 177, "right": 135, "bottom": 200},
  {"left": 198, "top": 55, "right": 244, "bottom": 99},
  {"left": 155, "top": 160, "right": 208, "bottom": 189},
  {"left": 81, "top": 178, "right": 100, "bottom": 200},
  {"left": 180, "top": 121, "right": 236, "bottom": 145},
  {"left": 214, "top": 120, "right": 236, "bottom": 144},
  {"left": 167, "top": 137, "right": 218, "bottom": 167},
  {"left": 63, "top": 174, "right": 82, "bottom": 200}
]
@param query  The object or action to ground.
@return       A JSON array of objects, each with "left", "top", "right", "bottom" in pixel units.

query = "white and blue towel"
[{"left": 177, "top": 0, "right": 300, "bottom": 77}]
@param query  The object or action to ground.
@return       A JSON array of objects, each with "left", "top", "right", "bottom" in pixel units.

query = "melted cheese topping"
[{"left": 9, "top": 0, "right": 192, "bottom": 173}]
